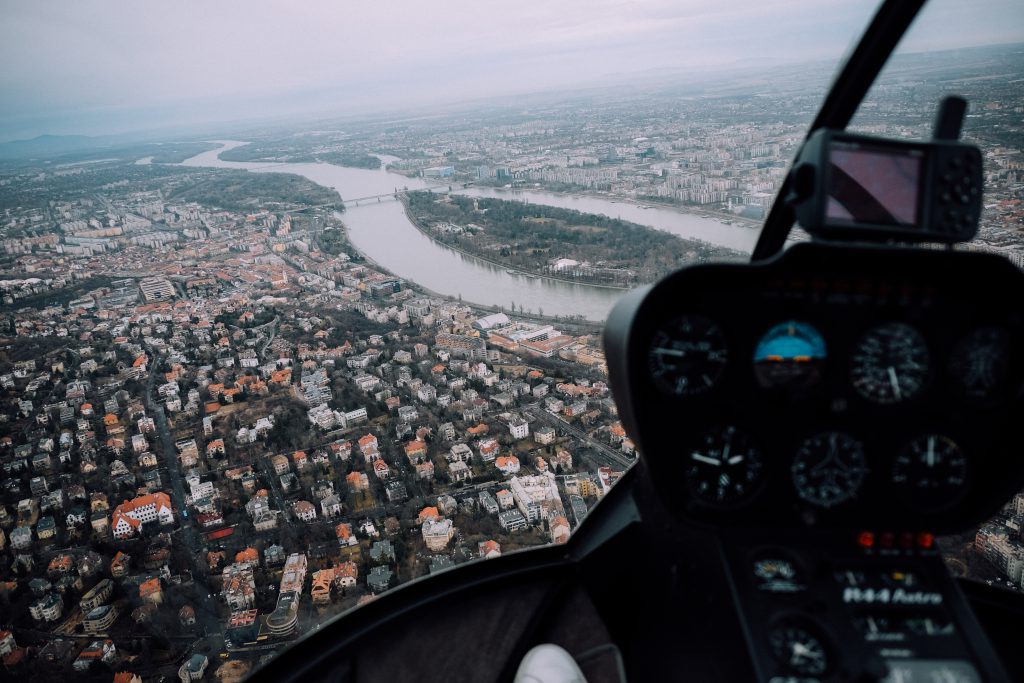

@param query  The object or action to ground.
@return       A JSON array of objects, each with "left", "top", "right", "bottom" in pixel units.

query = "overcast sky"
[{"left": 1, "top": 0, "right": 1021, "bottom": 142}]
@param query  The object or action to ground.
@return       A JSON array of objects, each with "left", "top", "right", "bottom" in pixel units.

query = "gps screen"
[{"left": 826, "top": 143, "right": 923, "bottom": 227}]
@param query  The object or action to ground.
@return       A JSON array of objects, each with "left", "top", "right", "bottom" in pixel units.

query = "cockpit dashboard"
[{"left": 606, "top": 241, "right": 1024, "bottom": 533}]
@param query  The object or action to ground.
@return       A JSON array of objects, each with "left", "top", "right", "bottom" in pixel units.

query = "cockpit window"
[{"left": 7, "top": 0, "right": 1024, "bottom": 679}]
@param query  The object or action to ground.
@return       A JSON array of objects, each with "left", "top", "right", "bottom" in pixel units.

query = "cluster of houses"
[{"left": 0, "top": 196, "right": 630, "bottom": 679}]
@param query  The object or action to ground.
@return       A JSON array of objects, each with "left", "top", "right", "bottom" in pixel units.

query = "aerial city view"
[{"left": 0, "top": 1, "right": 1022, "bottom": 681}]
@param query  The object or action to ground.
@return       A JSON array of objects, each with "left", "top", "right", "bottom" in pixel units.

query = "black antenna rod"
[{"left": 933, "top": 95, "right": 967, "bottom": 141}]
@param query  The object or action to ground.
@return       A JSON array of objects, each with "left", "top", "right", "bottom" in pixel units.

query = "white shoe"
[{"left": 514, "top": 644, "right": 589, "bottom": 683}]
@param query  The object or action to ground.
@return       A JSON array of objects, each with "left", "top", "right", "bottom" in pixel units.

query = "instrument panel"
[
  {"left": 605, "top": 242, "right": 1024, "bottom": 531},
  {"left": 719, "top": 531, "right": 1006, "bottom": 682}
]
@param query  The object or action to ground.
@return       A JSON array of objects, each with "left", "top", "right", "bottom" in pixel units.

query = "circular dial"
[
  {"left": 753, "top": 320, "right": 827, "bottom": 391},
  {"left": 685, "top": 425, "right": 764, "bottom": 504},
  {"left": 768, "top": 620, "right": 830, "bottom": 676},
  {"left": 850, "top": 322, "right": 929, "bottom": 404},
  {"left": 791, "top": 432, "right": 868, "bottom": 508},
  {"left": 647, "top": 316, "right": 728, "bottom": 396},
  {"left": 949, "top": 327, "right": 1011, "bottom": 400},
  {"left": 892, "top": 434, "right": 968, "bottom": 509}
]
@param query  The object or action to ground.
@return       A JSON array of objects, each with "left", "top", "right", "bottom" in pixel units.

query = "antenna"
[{"left": 932, "top": 95, "right": 967, "bottom": 141}]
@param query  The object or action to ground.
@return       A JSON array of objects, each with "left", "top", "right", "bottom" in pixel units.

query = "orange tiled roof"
[
  {"left": 115, "top": 492, "right": 172, "bottom": 516},
  {"left": 336, "top": 561, "right": 358, "bottom": 579},
  {"left": 404, "top": 440, "right": 427, "bottom": 456},
  {"left": 235, "top": 548, "right": 258, "bottom": 564},
  {"left": 48, "top": 555, "right": 73, "bottom": 572},
  {"left": 112, "top": 510, "right": 141, "bottom": 530}
]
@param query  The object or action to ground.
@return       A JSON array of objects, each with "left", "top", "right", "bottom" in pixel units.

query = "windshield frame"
[{"left": 751, "top": 0, "right": 928, "bottom": 261}]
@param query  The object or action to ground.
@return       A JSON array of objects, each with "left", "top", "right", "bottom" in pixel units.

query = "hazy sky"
[{"left": 1, "top": 0, "right": 1021, "bottom": 141}]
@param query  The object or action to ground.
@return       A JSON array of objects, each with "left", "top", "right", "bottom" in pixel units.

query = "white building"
[
  {"left": 507, "top": 418, "right": 530, "bottom": 440},
  {"left": 448, "top": 443, "right": 473, "bottom": 463},
  {"left": 449, "top": 461, "right": 472, "bottom": 482},
  {"left": 509, "top": 473, "right": 563, "bottom": 523},
  {"left": 422, "top": 518, "right": 455, "bottom": 552},
  {"left": 30, "top": 593, "right": 64, "bottom": 622},
  {"left": 111, "top": 492, "right": 174, "bottom": 539}
]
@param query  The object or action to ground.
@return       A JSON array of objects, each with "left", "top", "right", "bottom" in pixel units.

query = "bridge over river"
[{"left": 284, "top": 185, "right": 467, "bottom": 213}]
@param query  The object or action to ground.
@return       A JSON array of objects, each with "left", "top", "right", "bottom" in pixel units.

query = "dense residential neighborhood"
[{"left": 0, "top": 179, "right": 632, "bottom": 681}]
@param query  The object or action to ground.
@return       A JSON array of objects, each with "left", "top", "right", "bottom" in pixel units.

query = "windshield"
[{"left": 0, "top": 0, "right": 1020, "bottom": 679}]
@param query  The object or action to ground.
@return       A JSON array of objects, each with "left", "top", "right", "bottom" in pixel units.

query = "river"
[{"left": 180, "top": 141, "right": 759, "bottom": 321}]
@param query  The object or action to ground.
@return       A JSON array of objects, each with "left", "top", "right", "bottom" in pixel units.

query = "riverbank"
[
  {"left": 460, "top": 182, "right": 765, "bottom": 233},
  {"left": 398, "top": 196, "right": 632, "bottom": 291},
  {"left": 178, "top": 143, "right": 641, "bottom": 320},
  {"left": 329, "top": 211, "right": 606, "bottom": 334}
]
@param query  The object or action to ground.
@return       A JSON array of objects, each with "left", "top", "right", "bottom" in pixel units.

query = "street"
[{"left": 524, "top": 405, "right": 635, "bottom": 469}]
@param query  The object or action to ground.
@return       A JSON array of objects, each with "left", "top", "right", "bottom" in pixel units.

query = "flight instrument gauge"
[
  {"left": 647, "top": 315, "right": 728, "bottom": 396},
  {"left": 752, "top": 553, "right": 805, "bottom": 594},
  {"left": 850, "top": 322, "right": 929, "bottom": 404},
  {"left": 949, "top": 327, "right": 1011, "bottom": 400},
  {"left": 768, "top": 618, "right": 831, "bottom": 676},
  {"left": 791, "top": 432, "right": 868, "bottom": 508},
  {"left": 892, "top": 435, "right": 968, "bottom": 510},
  {"left": 753, "top": 320, "right": 827, "bottom": 392},
  {"left": 684, "top": 425, "right": 764, "bottom": 504}
]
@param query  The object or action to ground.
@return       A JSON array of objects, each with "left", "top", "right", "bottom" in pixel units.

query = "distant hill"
[{"left": 0, "top": 134, "right": 108, "bottom": 160}]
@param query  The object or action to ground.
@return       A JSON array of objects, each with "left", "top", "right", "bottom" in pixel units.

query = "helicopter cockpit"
[{"left": 254, "top": 1, "right": 1024, "bottom": 681}]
